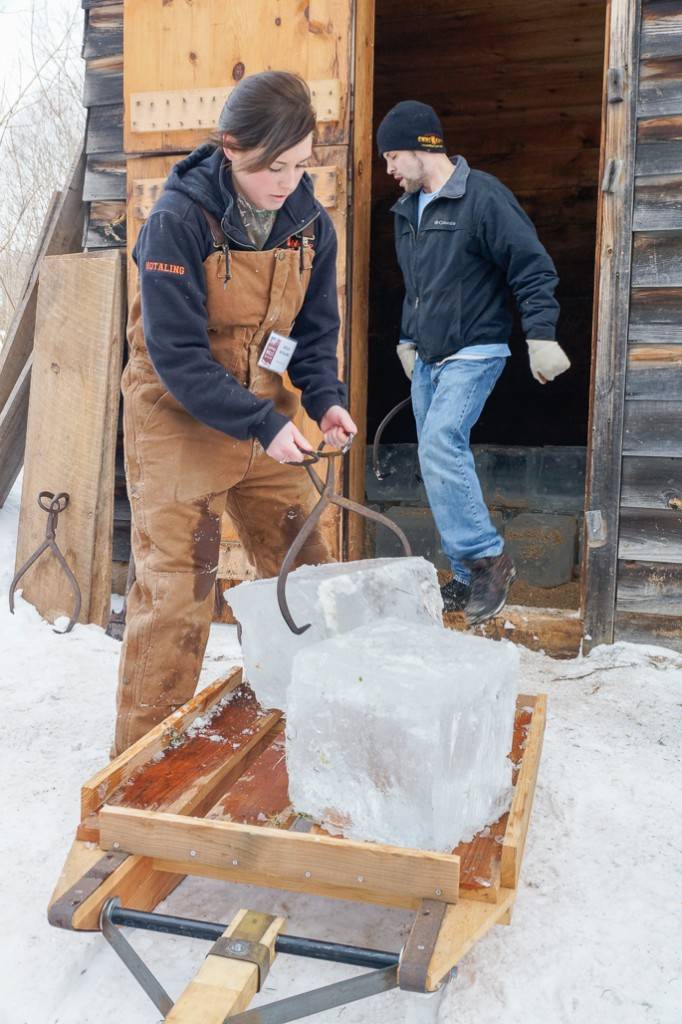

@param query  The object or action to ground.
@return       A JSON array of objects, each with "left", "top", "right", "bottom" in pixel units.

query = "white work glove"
[
  {"left": 527, "top": 339, "right": 571, "bottom": 384},
  {"left": 397, "top": 341, "right": 417, "bottom": 381}
]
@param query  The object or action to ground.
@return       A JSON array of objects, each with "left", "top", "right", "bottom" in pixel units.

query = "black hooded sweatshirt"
[{"left": 132, "top": 144, "right": 346, "bottom": 449}]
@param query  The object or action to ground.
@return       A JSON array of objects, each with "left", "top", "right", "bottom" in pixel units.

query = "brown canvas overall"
[{"left": 114, "top": 212, "right": 330, "bottom": 754}]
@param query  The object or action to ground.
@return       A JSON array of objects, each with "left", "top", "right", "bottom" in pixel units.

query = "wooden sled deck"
[{"left": 49, "top": 667, "right": 546, "bottom": 1016}]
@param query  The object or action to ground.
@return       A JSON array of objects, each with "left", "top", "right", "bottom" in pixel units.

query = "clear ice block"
[
  {"left": 286, "top": 618, "right": 519, "bottom": 852},
  {"left": 226, "top": 557, "right": 443, "bottom": 712}
]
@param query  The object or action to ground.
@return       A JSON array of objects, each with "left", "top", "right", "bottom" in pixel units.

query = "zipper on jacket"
[
  {"left": 271, "top": 211, "right": 320, "bottom": 251},
  {"left": 409, "top": 220, "right": 421, "bottom": 319},
  {"left": 222, "top": 241, "right": 232, "bottom": 286},
  {"left": 222, "top": 211, "right": 320, "bottom": 254},
  {"left": 215, "top": 211, "right": 320, "bottom": 288}
]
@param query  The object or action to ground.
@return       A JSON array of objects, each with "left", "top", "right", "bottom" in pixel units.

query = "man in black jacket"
[{"left": 377, "top": 101, "right": 570, "bottom": 624}]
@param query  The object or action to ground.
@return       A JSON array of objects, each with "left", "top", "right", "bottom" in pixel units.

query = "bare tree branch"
[{"left": 0, "top": 0, "right": 85, "bottom": 343}]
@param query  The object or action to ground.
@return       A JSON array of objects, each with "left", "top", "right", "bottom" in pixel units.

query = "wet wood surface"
[
  {"left": 83, "top": 55, "right": 123, "bottom": 109},
  {"left": 625, "top": 343, "right": 682, "bottom": 398},
  {"left": 106, "top": 685, "right": 281, "bottom": 818},
  {"left": 633, "top": 230, "right": 682, "bottom": 287},
  {"left": 89, "top": 684, "right": 536, "bottom": 901},
  {"left": 634, "top": 174, "right": 682, "bottom": 229},
  {"left": 85, "top": 200, "right": 126, "bottom": 249},
  {"left": 615, "top": 609, "right": 682, "bottom": 652},
  {"left": 639, "top": 54, "right": 682, "bottom": 117}
]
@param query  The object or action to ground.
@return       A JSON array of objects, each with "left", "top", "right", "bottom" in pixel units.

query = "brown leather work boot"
[
  {"left": 440, "top": 577, "right": 471, "bottom": 613},
  {"left": 464, "top": 552, "right": 516, "bottom": 626}
]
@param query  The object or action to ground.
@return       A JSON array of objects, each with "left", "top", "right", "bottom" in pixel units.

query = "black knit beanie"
[{"left": 376, "top": 101, "right": 445, "bottom": 156}]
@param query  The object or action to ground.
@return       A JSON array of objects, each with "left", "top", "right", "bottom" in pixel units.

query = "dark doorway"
[{"left": 368, "top": 0, "right": 607, "bottom": 448}]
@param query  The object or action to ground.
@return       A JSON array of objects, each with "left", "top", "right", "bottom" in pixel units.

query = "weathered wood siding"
[
  {"left": 82, "top": 0, "right": 126, "bottom": 248},
  {"left": 81, "top": 1, "right": 128, "bottom": 566},
  {"left": 615, "top": 0, "right": 682, "bottom": 650}
]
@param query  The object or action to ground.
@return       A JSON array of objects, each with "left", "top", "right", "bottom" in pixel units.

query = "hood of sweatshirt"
[{"left": 164, "top": 143, "right": 320, "bottom": 250}]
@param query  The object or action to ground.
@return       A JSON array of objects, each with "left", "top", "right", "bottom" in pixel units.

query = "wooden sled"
[{"left": 48, "top": 667, "right": 546, "bottom": 1021}]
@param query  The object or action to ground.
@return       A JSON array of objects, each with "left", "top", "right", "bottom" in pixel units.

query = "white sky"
[{"left": 0, "top": 0, "right": 82, "bottom": 108}]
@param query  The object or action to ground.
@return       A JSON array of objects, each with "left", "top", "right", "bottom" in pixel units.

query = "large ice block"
[
  {"left": 286, "top": 618, "right": 519, "bottom": 852},
  {"left": 226, "top": 557, "right": 443, "bottom": 712}
]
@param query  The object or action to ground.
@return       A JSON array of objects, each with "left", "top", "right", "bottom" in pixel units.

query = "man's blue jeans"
[{"left": 411, "top": 355, "right": 506, "bottom": 585}]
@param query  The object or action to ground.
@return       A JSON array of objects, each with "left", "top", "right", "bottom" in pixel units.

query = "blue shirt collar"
[{"left": 390, "top": 156, "right": 470, "bottom": 218}]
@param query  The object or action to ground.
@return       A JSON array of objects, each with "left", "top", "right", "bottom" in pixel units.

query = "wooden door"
[{"left": 122, "top": 0, "right": 375, "bottom": 576}]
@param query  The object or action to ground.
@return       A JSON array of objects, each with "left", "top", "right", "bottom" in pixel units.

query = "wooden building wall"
[
  {"left": 82, "top": 2, "right": 126, "bottom": 247},
  {"left": 614, "top": 0, "right": 682, "bottom": 650},
  {"left": 81, "top": 0, "right": 128, "bottom": 575},
  {"left": 79, "top": 0, "right": 681, "bottom": 651},
  {"left": 584, "top": 0, "right": 682, "bottom": 651}
]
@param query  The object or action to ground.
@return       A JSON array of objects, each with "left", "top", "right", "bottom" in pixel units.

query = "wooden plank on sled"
[{"left": 99, "top": 805, "right": 461, "bottom": 910}]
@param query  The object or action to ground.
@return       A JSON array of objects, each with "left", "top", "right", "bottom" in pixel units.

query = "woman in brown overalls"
[{"left": 114, "top": 72, "right": 356, "bottom": 754}]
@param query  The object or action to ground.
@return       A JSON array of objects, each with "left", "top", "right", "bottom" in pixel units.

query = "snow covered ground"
[{"left": 1, "top": 478, "right": 681, "bottom": 1024}]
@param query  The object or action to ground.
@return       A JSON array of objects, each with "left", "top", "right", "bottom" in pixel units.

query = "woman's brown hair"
[{"left": 212, "top": 71, "right": 316, "bottom": 171}]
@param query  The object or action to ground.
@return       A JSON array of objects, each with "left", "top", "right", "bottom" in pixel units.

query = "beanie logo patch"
[{"left": 417, "top": 134, "right": 443, "bottom": 149}]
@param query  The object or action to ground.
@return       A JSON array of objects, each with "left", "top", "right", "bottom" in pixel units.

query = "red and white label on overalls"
[{"left": 258, "top": 331, "right": 298, "bottom": 374}]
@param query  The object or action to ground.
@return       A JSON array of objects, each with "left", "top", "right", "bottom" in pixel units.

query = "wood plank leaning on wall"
[
  {"left": 0, "top": 149, "right": 86, "bottom": 507},
  {"left": 14, "top": 251, "right": 125, "bottom": 628}
]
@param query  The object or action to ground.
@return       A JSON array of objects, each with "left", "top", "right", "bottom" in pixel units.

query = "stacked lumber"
[{"left": 14, "top": 251, "right": 125, "bottom": 628}]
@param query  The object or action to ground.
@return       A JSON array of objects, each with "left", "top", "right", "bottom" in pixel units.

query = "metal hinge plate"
[
  {"left": 585, "top": 509, "right": 608, "bottom": 547},
  {"left": 210, "top": 912, "right": 277, "bottom": 991}
]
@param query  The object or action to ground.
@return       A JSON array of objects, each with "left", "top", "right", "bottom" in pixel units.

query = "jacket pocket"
[
  {"left": 136, "top": 391, "right": 244, "bottom": 504},
  {"left": 395, "top": 221, "right": 415, "bottom": 285},
  {"left": 425, "top": 279, "right": 463, "bottom": 360},
  {"left": 140, "top": 386, "right": 182, "bottom": 435}
]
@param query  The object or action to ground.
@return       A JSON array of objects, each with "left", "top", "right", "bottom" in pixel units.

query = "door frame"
[
  {"left": 582, "top": 0, "right": 642, "bottom": 647},
  {"left": 345, "top": 0, "right": 376, "bottom": 560}
]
